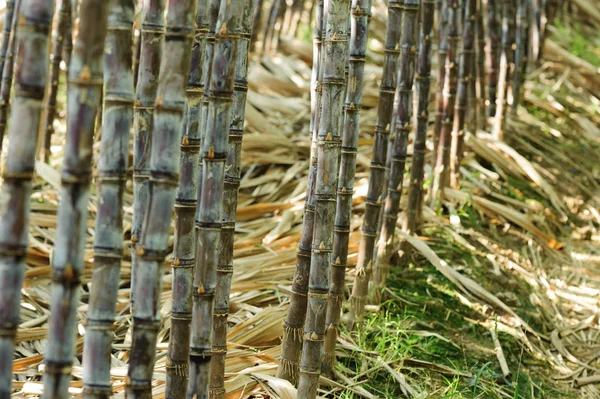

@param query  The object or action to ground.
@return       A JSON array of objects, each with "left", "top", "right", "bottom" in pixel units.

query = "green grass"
[
  {"left": 337, "top": 214, "right": 576, "bottom": 398},
  {"left": 553, "top": 18, "right": 600, "bottom": 67}
]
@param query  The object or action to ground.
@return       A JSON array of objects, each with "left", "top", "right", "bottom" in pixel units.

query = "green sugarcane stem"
[
  {"left": 0, "top": 0, "right": 53, "bottom": 394},
  {"left": 209, "top": 0, "right": 256, "bottom": 396},
  {"left": 187, "top": 0, "right": 244, "bottom": 395},
  {"left": 296, "top": 0, "right": 351, "bottom": 395},
  {"left": 164, "top": 1, "right": 209, "bottom": 397},
  {"left": 321, "top": 0, "right": 371, "bottom": 377},
  {"left": 450, "top": 0, "right": 476, "bottom": 187},
  {"left": 43, "top": 1, "right": 109, "bottom": 397},
  {"left": 81, "top": 1, "right": 135, "bottom": 397},
  {"left": 41, "top": 0, "right": 72, "bottom": 164},
  {"left": 372, "top": 0, "right": 420, "bottom": 299},
  {"left": 405, "top": 0, "right": 435, "bottom": 235},
  {"left": 126, "top": 1, "right": 197, "bottom": 397},
  {"left": 346, "top": 0, "right": 404, "bottom": 328},
  {"left": 0, "top": 0, "right": 21, "bottom": 152},
  {"left": 276, "top": 0, "right": 325, "bottom": 384},
  {"left": 131, "top": 0, "right": 165, "bottom": 312},
  {"left": 430, "top": 0, "right": 461, "bottom": 208}
]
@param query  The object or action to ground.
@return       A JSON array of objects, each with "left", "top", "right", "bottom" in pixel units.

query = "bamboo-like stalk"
[
  {"left": 250, "top": 0, "right": 263, "bottom": 51},
  {"left": 187, "top": 0, "right": 244, "bottom": 396},
  {"left": 0, "top": 0, "right": 20, "bottom": 151},
  {"left": 371, "top": 0, "right": 420, "bottom": 297},
  {"left": 431, "top": 0, "right": 447, "bottom": 169},
  {"left": 486, "top": 0, "right": 500, "bottom": 117},
  {"left": 429, "top": 0, "right": 460, "bottom": 207},
  {"left": 321, "top": 0, "right": 371, "bottom": 376},
  {"left": 346, "top": 0, "right": 404, "bottom": 328},
  {"left": 41, "top": 0, "right": 72, "bottom": 163},
  {"left": 404, "top": 0, "right": 435, "bottom": 235},
  {"left": 492, "top": 0, "right": 513, "bottom": 140},
  {"left": 263, "top": 0, "right": 285, "bottom": 52},
  {"left": 474, "top": 0, "right": 486, "bottom": 127},
  {"left": 81, "top": 1, "right": 135, "bottom": 397},
  {"left": 130, "top": 0, "right": 165, "bottom": 310},
  {"left": 511, "top": 0, "right": 526, "bottom": 112},
  {"left": 449, "top": 0, "right": 475, "bottom": 187},
  {"left": 164, "top": 1, "right": 208, "bottom": 397},
  {"left": 0, "top": 1, "right": 53, "bottom": 394},
  {"left": 0, "top": 0, "right": 16, "bottom": 76},
  {"left": 276, "top": 0, "right": 325, "bottom": 384},
  {"left": 43, "top": 1, "right": 109, "bottom": 397},
  {"left": 210, "top": 0, "right": 255, "bottom": 396},
  {"left": 296, "top": 0, "right": 351, "bottom": 396},
  {"left": 126, "top": 1, "right": 196, "bottom": 397}
]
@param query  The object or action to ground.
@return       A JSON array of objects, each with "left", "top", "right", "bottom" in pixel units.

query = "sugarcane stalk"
[
  {"left": 429, "top": 0, "right": 460, "bottom": 207},
  {"left": 492, "top": 0, "right": 513, "bottom": 140},
  {"left": 81, "top": 1, "right": 135, "bottom": 397},
  {"left": 276, "top": 0, "right": 325, "bottom": 384},
  {"left": 296, "top": 0, "right": 351, "bottom": 396},
  {"left": 209, "top": 0, "right": 255, "bottom": 396},
  {"left": 346, "top": 0, "right": 404, "bottom": 328},
  {"left": 371, "top": 0, "right": 420, "bottom": 298},
  {"left": 131, "top": 0, "right": 165, "bottom": 311},
  {"left": 0, "top": 0, "right": 53, "bottom": 395},
  {"left": 511, "top": 0, "right": 526, "bottom": 112},
  {"left": 43, "top": 1, "right": 109, "bottom": 397},
  {"left": 404, "top": 0, "right": 435, "bottom": 235},
  {"left": 449, "top": 0, "right": 475, "bottom": 187},
  {"left": 41, "top": 0, "right": 72, "bottom": 164},
  {"left": 431, "top": 0, "right": 448, "bottom": 170},
  {"left": 0, "top": 0, "right": 20, "bottom": 152},
  {"left": 187, "top": 0, "right": 244, "bottom": 395},
  {"left": 474, "top": 0, "right": 486, "bottom": 127},
  {"left": 0, "top": 0, "right": 16, "bottom": 77},
  {"left": 126, "top": 1, "right": 197, "bottom": 397},
  {"left": 164, "top": 1, "right": 208, "bottom": 397},
  {"left": 250, "top": 0, "right": 264, "bottom": 51},
  {"left": 486, "top": 0, "right": 500, "bottom": 117},
  {"left": 321, "top": 0, "right": 371, "bottom": 377}
]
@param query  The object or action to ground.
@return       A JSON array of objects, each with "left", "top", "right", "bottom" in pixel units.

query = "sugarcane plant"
[
  {"left": 187, "top": 0, "right": 244, "bottom": 395},
  {"left": 41, "top": 0, "right": 72, "bottom": 163},
  {"left": 474, "top": 0, "right": 486, "bottom": 124},
  {"left": 131, "top": 0, "right": 165, "bottom": 311},
  {"left": 0, "top": 0, "right": 53, "bottom": 394},
  {"left": 164, "top": 0, "right": 208, "bottom": 396},
  {"left": 492, "top": 0, "right": 513, "bottom": 139},
  {"left": 296, "top": 0, "right": 351, "bottom": 395},
  {"left": 210, "top": 0, "right": 255, "bottom": 396},
  {"left": 511, "top": 0, "right": 527, "bottom": 111},
  {"left": 321, "top": 0, "right": 371, "bottom": 376},
  {"left": 429, "top": 0, "right": 460, "bottom": 207},
  {"left": 43, "top": 1, "right": 109, "bottom": 397},
  {"left": 432, "top": 0, "right": 447, "bottom": 168},
  {"left": 126, "top": 1, "right": 197, "bottom": 397},
  {"left": 0, "top": 0, "right": 20, "bottom": 151},
  {"left": 404, "top": 0, "right": 435, "bottom": 235},
  {"left": 276, "top": 0, "right": 325, "bottom": 384},
  {"left": 0, "top": 0, "right": 16, "bottom": 76},
  {"left": 371, "top": 0, "right": 420, "bottom": 298},
  {"left": 81, "top": 0, "right": 135, "bottom": 397},
  {"left": 346, "top": 0, "right": 404, "bottom": 328},
  {"left": 486, "top": 0, "right": 500, "bottom": 118},
  {"left": 449, "top": 0, "right": 476, "bottom": 187}
]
